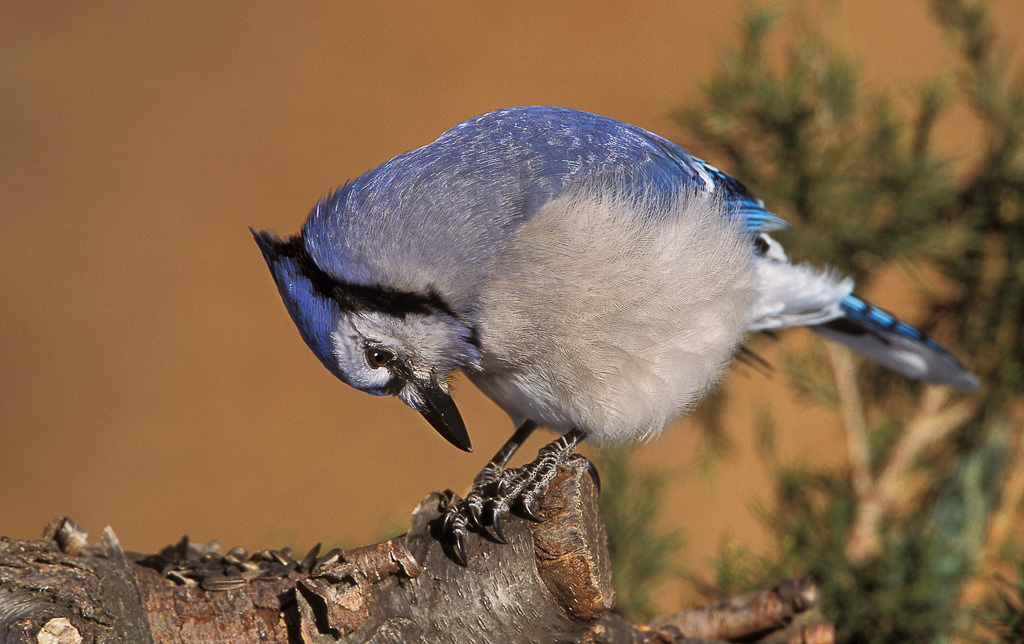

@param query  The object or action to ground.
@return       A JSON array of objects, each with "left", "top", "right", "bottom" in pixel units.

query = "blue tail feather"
[{"left": 811, "top": 295, "right": 979, "bottom": 391}]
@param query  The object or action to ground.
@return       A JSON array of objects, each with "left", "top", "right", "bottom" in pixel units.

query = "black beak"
[{"left": 412, "top": 380, "right": 473, "bottom": 453}]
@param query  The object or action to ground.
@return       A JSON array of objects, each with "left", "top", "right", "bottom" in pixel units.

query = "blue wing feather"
[{"left": 430, "top": 106, "right": 788, "bottom": 234}]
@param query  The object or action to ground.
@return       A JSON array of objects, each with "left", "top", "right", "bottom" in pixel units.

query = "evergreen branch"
[{"left": 846, "top": 387, "right": 977, "bottom": 564}]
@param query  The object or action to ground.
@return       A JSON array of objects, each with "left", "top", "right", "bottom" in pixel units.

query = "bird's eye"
[{"left": 365, "top": 347, "right": 395, "bottom": 369}]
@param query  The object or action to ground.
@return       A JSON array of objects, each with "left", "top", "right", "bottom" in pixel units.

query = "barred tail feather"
[{"left": 810, "top": 295, "right": 979, "bottom": 391}]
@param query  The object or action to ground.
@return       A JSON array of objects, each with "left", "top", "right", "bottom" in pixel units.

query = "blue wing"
[
  {"left": 628, "top": 126, "right": 788, "bottom": 233},
  {"left": 414, "top": 106, "right": 789, "bottom": 234},
  {"left": 509, "top": 106, "right": 789, "bottom": 233}
]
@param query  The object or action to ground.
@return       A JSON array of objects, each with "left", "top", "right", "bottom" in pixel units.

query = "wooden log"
[{"left": 0, "top": 462, "right": 831, "bottom": 643}]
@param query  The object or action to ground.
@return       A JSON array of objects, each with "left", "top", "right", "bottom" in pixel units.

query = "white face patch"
[
  {"left": 330, "top": 314, "right": 393, "bottom": 394},
  {"left": 329, "top": 307, "right": 481, "bottom": 395}
]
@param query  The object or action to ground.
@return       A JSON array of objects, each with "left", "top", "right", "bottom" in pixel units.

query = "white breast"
[{"left": 469, "top": 185, "right": 758, "bottom": 444}]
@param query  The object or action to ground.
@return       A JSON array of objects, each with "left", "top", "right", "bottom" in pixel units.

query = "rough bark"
[{"left": 0, "top": 462, "right": 832, "bottom": 643}]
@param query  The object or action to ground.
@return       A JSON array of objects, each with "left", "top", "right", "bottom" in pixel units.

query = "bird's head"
[{"left": 252, "top": 228, "right": 480, "bottom": 452}]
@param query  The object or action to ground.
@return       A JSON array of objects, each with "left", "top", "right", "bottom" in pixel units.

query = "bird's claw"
[
  {"left": 439, "top": 427, "right": 587, "bottom": 565},
  {"left": 440, "top": 455, "right": 563, "bottom": 563}
]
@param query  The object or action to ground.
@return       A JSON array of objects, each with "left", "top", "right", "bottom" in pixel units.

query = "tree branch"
[
  {"left": 843, "top": 380, "right": 978, "bottom": 564},
  {"left": 0, "top": 462, "right": 831, "bottom": 643}
]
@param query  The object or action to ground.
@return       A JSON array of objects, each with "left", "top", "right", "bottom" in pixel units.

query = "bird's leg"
[
  {"left": 441, "top": 424, "right": 587, "bottom": 565},
  {"left": 473, "top": 420, "right": 539, "bottom": 485}
]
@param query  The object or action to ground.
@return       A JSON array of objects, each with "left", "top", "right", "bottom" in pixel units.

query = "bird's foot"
[{"left": 440, "top": 428, "right": 587, "bottom": 565}]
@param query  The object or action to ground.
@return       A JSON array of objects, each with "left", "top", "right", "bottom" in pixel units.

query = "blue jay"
[{"left": 253, "top": 106, "right": 978, "bottom": 563}]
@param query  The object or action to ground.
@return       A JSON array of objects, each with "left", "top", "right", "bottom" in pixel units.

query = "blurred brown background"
[{"left": 3, "top": 1, "right": 1020, "bottom": 607}]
